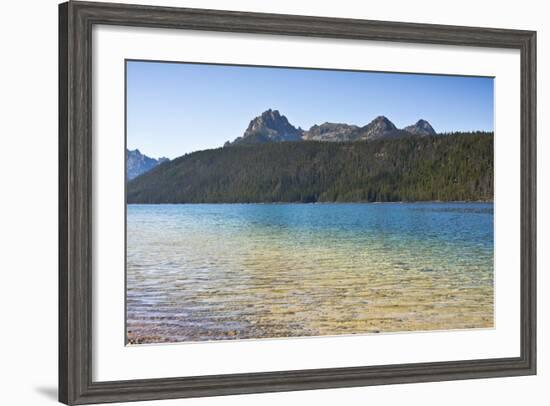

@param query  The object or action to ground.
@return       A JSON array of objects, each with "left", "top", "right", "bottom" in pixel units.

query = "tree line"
[{"left": 127, "top": 132, "right": 494, "bottom": 204}]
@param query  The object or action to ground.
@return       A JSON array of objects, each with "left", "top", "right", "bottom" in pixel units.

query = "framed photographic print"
[{"left": 59, "top": 1, "right": 536, "bottom": 404}]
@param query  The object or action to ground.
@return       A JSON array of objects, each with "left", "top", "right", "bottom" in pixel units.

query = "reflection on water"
[{"left": 126, "top": 203, "right": 494, "bottom": 344}]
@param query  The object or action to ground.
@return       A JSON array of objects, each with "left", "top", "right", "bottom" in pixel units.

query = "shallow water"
[{"left": 126, "top": 203, "right": 494, "bottom": 344}]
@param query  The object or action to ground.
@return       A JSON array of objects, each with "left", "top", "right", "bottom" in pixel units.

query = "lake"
[{"left": 126, "top": 203, "right": 494, "bottom": 344}]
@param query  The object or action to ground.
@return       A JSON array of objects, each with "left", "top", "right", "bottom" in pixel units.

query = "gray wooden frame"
[{"left": 59, "top": 1, "right": 537, "bottom": 404}]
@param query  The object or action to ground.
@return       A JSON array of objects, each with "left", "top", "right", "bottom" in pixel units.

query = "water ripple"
[{"left": 127, "top": 203, "right": 494, "bottom": 344}]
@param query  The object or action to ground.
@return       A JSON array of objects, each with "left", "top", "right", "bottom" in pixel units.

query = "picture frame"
[{"left": 59, "top": 1, "right": 536, "bottom": 404}]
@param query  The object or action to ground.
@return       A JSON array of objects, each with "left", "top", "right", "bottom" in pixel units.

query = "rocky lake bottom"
[{"left": 126, "top": 202, "right": 494, "bottom": 344}]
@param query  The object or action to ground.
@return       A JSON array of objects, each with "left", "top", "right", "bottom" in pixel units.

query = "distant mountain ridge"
[
  {"left": 126, "top": 149, "right": 169, "bottom": 180},
  {"left": 225, "top": 109, "right": 439, "bottom": 146}
]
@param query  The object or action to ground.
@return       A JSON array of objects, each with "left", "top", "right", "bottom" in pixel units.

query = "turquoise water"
[{"left": 126, "top": 203, "right": 494, "bottom": 344}]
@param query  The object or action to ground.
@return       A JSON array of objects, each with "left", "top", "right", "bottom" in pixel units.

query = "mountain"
[
  {"left": 357, "top": 116, "right": 409, "bottom": 141},
  {"left": 301, "top": 117, "right": 411, "bottom": 142},
  {"left": 226, "top": 109, "right": 303, "bottom": 145},
  {"left": 126, "top": 149, "right": 169, "bottom": 180},
  {"left": 225, "top": 110, "right": 438, "bottom": 145},
  {"left": 127, "top": 132, "right": 493, "bottom": 204},
  {"left": 404, "top": 119, "right": 437, "bottom": 136},
  {"left": 302, "top": 122, "right": 360, "bottom": 142}
]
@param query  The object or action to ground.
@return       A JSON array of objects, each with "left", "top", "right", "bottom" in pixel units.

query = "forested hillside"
[{"left": 127, "top": 132, "right": 493, "bottom": 204}]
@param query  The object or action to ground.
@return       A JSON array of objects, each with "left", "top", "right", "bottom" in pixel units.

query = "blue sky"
[{"left": 127, "top": 60, "right": 494, "bottom": 159}]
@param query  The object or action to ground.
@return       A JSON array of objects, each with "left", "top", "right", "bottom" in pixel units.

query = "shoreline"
[{"left": 127, "top": 200, "right": 494, "bottom": 205}]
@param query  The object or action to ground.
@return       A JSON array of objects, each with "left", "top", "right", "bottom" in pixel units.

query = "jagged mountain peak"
[
  {"left": 245, "top": 109, "right": 294, "bottom": 134},
  {"left": 373, "top": 115, "right": 394, "bottom": 123},
  {"left": 126, "top": 149, "right": 169, "bottom": 180},
  {"left": 227, "top": 109, "right": 303, "bottom": 145},
  {"left": 359, "top": 116, "right": 399, "bottom": 140},
  {"left": 404, "top": 119, "right": 436, "bottom": 136},
  {"left": 259, "top": 108, "right": 282, "bottom": 119},
  {"left": 367, "top": 116, "right": 397, "bottom": 130}
]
